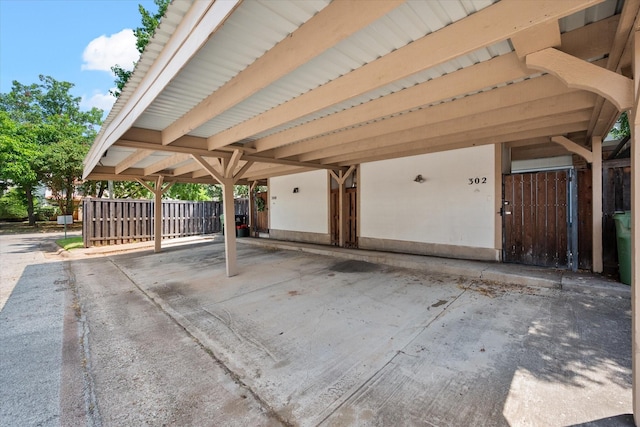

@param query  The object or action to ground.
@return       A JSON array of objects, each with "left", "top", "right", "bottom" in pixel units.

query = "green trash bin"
[{"left": 613, "top": 211, "right": 632, "bottom": 285}]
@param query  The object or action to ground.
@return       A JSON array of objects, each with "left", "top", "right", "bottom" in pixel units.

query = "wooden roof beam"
[
  {"left": 327, "top": 114, "right": 591, "bottom": 166},
  {"left": 299, "top": 90, "right": 595, "bottom": 162},
  {"left": 551, "top": 136, "right": 593, "bottom": 163},
  {"left": 587, "top": 0, "right": 640, "bottom": 141},
  {"left": 161, "top": 0, "right": 404, "bottom": 146},
  {"left": 114, "top": 128, "right": 341, "bottom": 171},
  {"left": 242, "top": 166, "right": 314, "bottom": 181},
  {"left": 207, "top": 0, "right": 604, "bottom": 151},
  {"left": 527, "top": 47, "right": 634, "bottom": 111},
  {"left": 511, "top": 20, "right": 561, "bottom": 59},
  {"left": 143, "top": 153, "right": 190, "bottom": 176},
  {"left": 114, "top": 149, "right": 153, "bottom": 174},
  {"left": 255, "top": 16, "right": 617, "bottom": 155},
  {"left": 171, "top": 160, "right": 202, "bottom": 177}
]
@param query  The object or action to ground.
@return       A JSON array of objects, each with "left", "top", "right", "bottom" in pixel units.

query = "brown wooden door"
[
  {"left": 345, "top": 188, "right": 358, "bottom": 248},
  {"left": 330, "top": 189, "right": 340, "bottom": 245},
  {"left": 254, "top": 192, "right": 269, "bottom": 232},
  {"left": 330, "top": 187, "right": 358, "bottom": 248},
  {"left": 503, "top": 170, "right": 569, "bottom": 268}
]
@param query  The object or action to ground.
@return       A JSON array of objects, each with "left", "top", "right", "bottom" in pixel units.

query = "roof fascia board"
[{"left": 84, "top": 0, "right": 241, "bottom": 178}]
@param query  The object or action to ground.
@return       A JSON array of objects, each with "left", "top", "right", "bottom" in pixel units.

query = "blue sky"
[{"left": 0, "top": 0, "right": 157, "bottom": 115}]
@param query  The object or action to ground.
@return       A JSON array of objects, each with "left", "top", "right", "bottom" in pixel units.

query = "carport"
[{"left": 82, "top": 0, "right": 639, "bottom": 419}]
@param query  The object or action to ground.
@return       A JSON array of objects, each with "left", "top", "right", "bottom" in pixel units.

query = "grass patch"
[{"left": 56, "top": 236, "right": 84, "bottom": 251}]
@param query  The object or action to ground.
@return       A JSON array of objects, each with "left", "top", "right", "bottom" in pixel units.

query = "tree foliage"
[
  {"left": 166, "top": 183, "right": 219, "bottom": 201},
  {"left": 111, "top": 0, "right": 170, "bottom": 98},
  {"left": 610, "top": 112, "right": 630, "bottom": 140},
  {"left": 0, "top": 75, "right": 102, "bottom": 223}
]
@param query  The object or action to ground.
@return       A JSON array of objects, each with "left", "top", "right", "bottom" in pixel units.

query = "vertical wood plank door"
[
  {"left": 345, "top": 188, "right": 358, "bottom": 248},
  {"left": 330, "top": 189, "right": 340, "bottom": 246},
  {"left": 329, "top": 188, "right": 358, "bottom": 248},
  {"left": 503, "top": 170, "right": 569, "bottom": 268}
]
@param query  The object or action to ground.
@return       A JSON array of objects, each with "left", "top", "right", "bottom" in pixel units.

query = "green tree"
[
  {"left": 0, "top": 111, "right": 41, "bottom": 223},
  {"left": 111, "top": 0, "right": 170, "bottom": 98},
  {"left": 610, "top": 111, "right": 630, "bottom": 139},
  {"left": 112, "top": 181, "right": 152, "bottom": 199},
  {"left": 109, "top": 0, "right": 226, "bottom": 203},
  {"left": 0, "top": 76, "right": 102, "bottom": 223},
  {"left": 166, "top": 183, "right": 219, "bottom": 201}
]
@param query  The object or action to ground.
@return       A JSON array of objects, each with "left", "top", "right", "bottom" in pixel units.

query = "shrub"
[
  {"left": 0, "top": 189, "right": 27, "bottom": 220},
  {"left": 35, "top": 204, "right": 59, "bottom": 221}
]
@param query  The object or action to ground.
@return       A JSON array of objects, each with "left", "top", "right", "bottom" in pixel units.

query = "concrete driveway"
[{"left": 67, "top": 239, "right": 632, "bottom": 426}]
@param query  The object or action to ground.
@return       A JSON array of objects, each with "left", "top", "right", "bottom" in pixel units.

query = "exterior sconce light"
[
  {"left": 414, "top": 174, "right": 425, "bottom": 183},
  {"left": 293, "top": 187, "right": 299, "bottom": 193}
]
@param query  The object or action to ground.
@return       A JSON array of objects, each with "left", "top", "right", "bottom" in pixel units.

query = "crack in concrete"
[
  {"left": 105, "top": 257, "right": 292, "bottom": 427},
  {"left": 313, "top": 286, "right": 469, "bottom": 426}
]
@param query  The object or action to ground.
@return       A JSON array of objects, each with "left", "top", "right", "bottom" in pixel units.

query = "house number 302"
[{"left": 468, "top": 177, "right": 487, "bottom": 185}]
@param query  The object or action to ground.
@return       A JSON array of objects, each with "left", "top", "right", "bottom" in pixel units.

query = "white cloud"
[
  {"left": 82, "top": 29, "right": 139, "bottom": 72},
  {"left": 81, "top": 91, "right": 117, "bottom": 114}
]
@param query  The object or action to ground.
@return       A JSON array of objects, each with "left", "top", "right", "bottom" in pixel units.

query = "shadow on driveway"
[{"left": 79, "top": 242, "right": 631, "bottom": 426}]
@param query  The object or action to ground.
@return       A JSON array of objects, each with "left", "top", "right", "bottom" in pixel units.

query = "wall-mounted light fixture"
[
  {"left": 293, "top": 187, "right": 299, "bottom": 193},
  {"left": 413, "top": 174, "right": 425, "bottom": 183}
]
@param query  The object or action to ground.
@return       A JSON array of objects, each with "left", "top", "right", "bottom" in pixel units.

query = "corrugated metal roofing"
[
  {"left": 174, "top": 0, "right": 502, "bottom": 139},
  {"left": 87, "top": 0, "right": 625, "bottom": 181},
  {"left": 134, "top": 0, "right": 331, "bottom": 131},
  {"left": 105, "top": 0, "right": 621, "bottom": 144}
]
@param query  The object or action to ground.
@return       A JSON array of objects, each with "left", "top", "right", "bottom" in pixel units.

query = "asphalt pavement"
[{"left": 0, "top": 232, "right": 83, "bottom": 426}]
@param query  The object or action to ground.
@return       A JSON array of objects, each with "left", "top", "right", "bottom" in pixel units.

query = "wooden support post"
[
  {"left": 222, "top": 178, "right": 237, "bottom": 277},
  {"left": 137, "top": 177, "right": 174, "bottom": 253},
  {"left": 632, "top": 30, "right": 640, "bottom": 424},
  {"left": 154, "top": 176, "right": 164, "bottom": 253},
  {"left": 330, "top": 166, "right": 356, "bottom": 247},
  {"left": 249, "top": 181, "right": 258, "bottom": 236},
  {"left": 190, "top": 152, "right": 250, "bottom": 277},
  {"left": 338, "top": 172, "right": 346, "bottom": 247},
  {"left": 592, "top": 136, "right": 603, "bottom": 273}
]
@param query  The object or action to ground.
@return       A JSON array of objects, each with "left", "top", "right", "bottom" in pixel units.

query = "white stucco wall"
[
  {"left": 269, "top": 170, "right": 328, "bottom": 233},
  {"left": 360, "top": 145, "right": 496, "bottom": 249}
]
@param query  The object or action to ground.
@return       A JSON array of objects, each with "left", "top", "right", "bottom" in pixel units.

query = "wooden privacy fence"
[{"left": 83, "top": 198, "right": 249, "bottom": 247}]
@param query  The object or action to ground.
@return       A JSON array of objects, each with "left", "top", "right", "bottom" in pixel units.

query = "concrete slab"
[
  {"left": 80, "top": 240, "right": 632, "bottom": 426},
  {"left": 71, "top": 254, "right": 283, "bottom": 426}
]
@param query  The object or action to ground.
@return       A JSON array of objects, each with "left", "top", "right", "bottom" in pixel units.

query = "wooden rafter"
[
  {"left": 255, "top": 18, "right": 616, "bottom": 156},
  {"left": 301, "top": 91, "right": 595, "bottom": 163},
  {"left": 143, "top": 153, "right": 190, "bottom": 176},
  {"left": 161, "top": 0, "right": 403, "bottom": 146},
  {"left": 331, "top": 116, "right": 591, "bottom": 166},
  {"left": 115, "top": 149, "right": 153, "bottom": 174},
  {"left": 511, "top": 20, "right": 561, "bottom": 59},
  {"left": 207, "top": 0, "right": 603, "bottom": 151}
]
